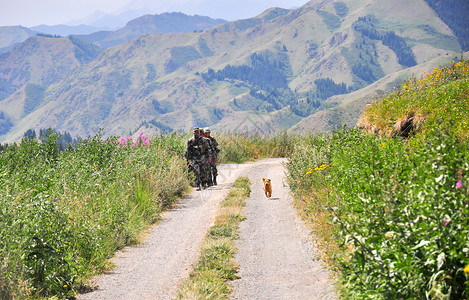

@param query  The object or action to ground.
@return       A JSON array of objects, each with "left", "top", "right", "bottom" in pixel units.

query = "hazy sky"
[{"left": 1, "top": 0, "right": 310, "bottom": 27}]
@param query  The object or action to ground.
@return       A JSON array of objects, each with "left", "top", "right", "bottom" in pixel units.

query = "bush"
[
  {"left": 287, "top": 127, "right": 469, "bottom": 299},
  {"left": 0, "top": 131, "right": 190, "bottom": 298}
]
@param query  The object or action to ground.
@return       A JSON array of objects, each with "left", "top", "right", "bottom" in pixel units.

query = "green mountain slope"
[{"left": 0, "top": 0, "right": 465, "bottom": 142}]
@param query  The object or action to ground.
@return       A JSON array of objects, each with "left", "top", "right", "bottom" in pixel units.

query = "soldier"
[
  {"left": 185, "top": 127, "right": 212, "bottom": 190},
  {"left": 200, "top": 128, "right": 213, "bottom": 187},
  {"left": 204, "top": 128, "right": 219, "bottom": 185}
]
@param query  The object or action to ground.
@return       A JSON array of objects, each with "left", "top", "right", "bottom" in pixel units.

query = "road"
[{"left": 79, "top": 158, "right": 336, "bottom": 299}]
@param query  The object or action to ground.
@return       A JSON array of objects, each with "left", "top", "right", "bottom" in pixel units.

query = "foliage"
[
  {"left": 0, "top": 131, "right": 190, "bottom": 298},
  {"left": 0, "top": 111, "right": 13, "bottom": 135},
  {"left": 24, "top": 84, "right": 45, "bottom": 116},
  {"left": 317, "top": 10, "right": 342, "bottom": 30},
  {"left": 165, "top": 46, "right": 202, "bottom": 73},
  {"left": 287, "top": 60, "right": 469, "bottom": 299},
  {"left": 359, "top": 59, "right": 469, "bottom": 139},
  {"left": 202, "top": 51, "right": 289, "bottom": 90},
  {"left": 176, "top": 177, "right": 250, "bottom": 299},
  {"left": 353, "top": 15, "right": 417, "bottom": 68},
  {"left": 288, "top": 127, "right": 469, "bottom": 299},
  {"left": 217, "top": 131, "right": 296, "bottom": 163},
  {"left": 424, "top": 0, "right": 469, "bottom": 51},
  {"left": 68, "top": 36, "right": 102, "bottom": 64},
  {"left": 314, "top": 78, "right": 349, "bottom": 99},
  {"left": 333, "top": 2, "right": 349, "bottom": 18}
]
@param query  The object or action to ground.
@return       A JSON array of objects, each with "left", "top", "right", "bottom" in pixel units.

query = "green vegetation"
[
  {"left": 424, "top": 0, "right": 469, "bottom": 51},
  {"left": 353, "top": 15, "right": 417, "bottom": 68},
  {"left": 24, "top": 84, "right": 45, "bottom": 116},
  {"left": 217, "top": 131, "right": 296, "bottom": 163},
  {"left": 0, "top": 131, "right": 190, "bottom": 298},
  {"left": 317, "top": 10, "right": 342, "bottom": 30},
  {"left": 68, "top": 36, "right": 102, "bottom": 64},
  {"left": 176, "top": 177, "right": 250, "bottom": 299},
  {"left": 333, "top": 2, "right": 349, "bottom": 18},
  {"left": 287, "top": 60, "right": 469, "bottom": 298},
  {"left": 359, "top": 60, "right": 469, "bottom": 139},
  {"left": 0, "top": 111, "right": 13, "bottom": 135},
  {"left": 202, "top": 51, "right": 290, "bottom": 90},
  {"left": 165, "top": 46, "right": 202, "bottom": 73}
]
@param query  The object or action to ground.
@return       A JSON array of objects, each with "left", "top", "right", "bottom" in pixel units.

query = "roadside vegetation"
[
  {"left": 287, "top": 60, "right": 469, "bottom": 299},
  {"left": 176, "top": 177, "right": 250, "bottom": 299},
  {"left": 217, "top": 131, "right": 296, "bottom": 163},
  {"left": 0, "top": 131, "right": 190, "bottom": 298}
]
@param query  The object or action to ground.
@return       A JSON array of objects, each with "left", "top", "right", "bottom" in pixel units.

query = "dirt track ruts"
[{"left": 79, "top": 158, "right": 336, "bottom": 299}]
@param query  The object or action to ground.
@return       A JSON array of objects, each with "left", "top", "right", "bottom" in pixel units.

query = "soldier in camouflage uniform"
[
  {"left": 204, "top": 128, "right": 219, "bottom": 185},
  {"left": 185, "top": 127, "right": 212, "bottom": 190},
  {"left": 199, "top": 128, "right": 210, "bottom": 187}
]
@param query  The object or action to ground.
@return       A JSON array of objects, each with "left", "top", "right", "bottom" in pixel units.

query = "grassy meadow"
[{"left": 287, "top": 60, "right": 469, "bottom": 299}]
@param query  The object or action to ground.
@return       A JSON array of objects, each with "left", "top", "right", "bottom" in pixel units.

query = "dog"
[{"left": 262, "top": 177, "right": 272, "bottom": 199}]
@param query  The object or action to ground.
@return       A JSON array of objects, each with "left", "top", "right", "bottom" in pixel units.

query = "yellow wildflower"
[{"left": 465, "top": 264, "right": 469, "bottom": 273}]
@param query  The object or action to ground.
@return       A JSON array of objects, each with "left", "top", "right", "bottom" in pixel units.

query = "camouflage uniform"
[
  {"left": 185, "top": 127, "right": 212, "bottom": 190},
  {"left": 199, "top": 128, "right": 212, "bottom": 187},
  {"left": 204, "top": 128, "right": 219, "bottom": 185}
]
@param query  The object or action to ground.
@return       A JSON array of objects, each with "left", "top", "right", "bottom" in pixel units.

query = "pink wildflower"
[
  {"left": 456, "top": 181, "right": 463, "bottom": 189},
  {"left": 444, "top": 218, "right": 450, "bottom": 226}
]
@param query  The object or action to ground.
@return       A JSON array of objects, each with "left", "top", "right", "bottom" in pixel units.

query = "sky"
[{"left": 0, "top": 0, "right": 310, "bottom": 27}]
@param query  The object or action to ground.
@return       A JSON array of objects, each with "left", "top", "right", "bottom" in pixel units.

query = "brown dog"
[{"left": 262, "top": 177, "right": 272, "bottom": 199}]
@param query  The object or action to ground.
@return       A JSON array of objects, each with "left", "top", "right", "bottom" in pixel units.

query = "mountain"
[
  {"left": 73, "top": 12, "right": 227, "bottom": 49},
  {"left": 0, "top": 26, "right": 37, "bottom": 54},
  {"left": 0, "top": 35, "right": 101, "bottom": 101},
  {"left": 31, "top": 24, "right": 111, "bottom": 36},
  {"left": 0, "top": 0, "right": 466, "bottom": 142},
  {"left": 68, "top": 9, "right": 149, "bottom": 30}
]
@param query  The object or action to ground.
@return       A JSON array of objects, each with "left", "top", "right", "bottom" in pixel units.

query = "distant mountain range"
[
  {"left": 0, "top": 0, "right": 467, "bottom": 142},
  {"left": 0, "top": 12, "right": 227, "bottom": 54}
]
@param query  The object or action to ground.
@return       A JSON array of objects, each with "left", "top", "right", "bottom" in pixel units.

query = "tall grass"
[
  {"left": 217, "top": 131, "right": 296, "bottom": 163},
  {"left": 0, "top": 131, "right": 190, "bottom": 298},
  {"left": 287, "top": 60, "right": 469, "bottom": 299}
]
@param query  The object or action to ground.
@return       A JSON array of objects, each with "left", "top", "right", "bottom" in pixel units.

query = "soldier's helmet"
[
  {"left": 199, "top": 128, "right": 205, "bottom": 135},
  {"left": 193, "top": 127, "right": 200, "bottom": 132},
  {"left": 204, "top": 127, "right": 211, "bottom": 133}
]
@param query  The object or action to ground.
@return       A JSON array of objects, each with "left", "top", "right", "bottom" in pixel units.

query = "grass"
[
  {"left": 0, "top": 131, "right": 191, "bottom": 298},
  {"left": 175, "top": 177, "right": 251, "bottom": 299},
  {"left": 217, "top": 131, "right": 296, "bottom": 163},
  {"left": 358, "top": 59, "right": 469, "bottom": 140},
  {"left": 287, "top": 60, "right": 469, "bottom": 299}
]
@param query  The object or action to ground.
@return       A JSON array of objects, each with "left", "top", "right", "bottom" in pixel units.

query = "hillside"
[
  {"left": 0, "top": 0, "right": 466, "bottom": 142},
  {"left": 73, "top": 12, "right": 227, "bottom": 49},
  {"left": 0, "top": 36, "right": 101, "bottom": 101},
  {"left": 0, "top": 26, "right": 36, "bottom": 54}
]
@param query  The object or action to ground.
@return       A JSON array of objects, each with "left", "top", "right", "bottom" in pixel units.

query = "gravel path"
[
  {"left": 231, "top": 158, "right": 337, "bottom": 299},
  {"left": 79, "top": 158, "right": 337, "bottom": 299}
]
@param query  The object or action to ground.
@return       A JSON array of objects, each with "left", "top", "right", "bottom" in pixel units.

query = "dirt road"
[{"left": 79, "top": 158, "right": 336, "bottom": 299}]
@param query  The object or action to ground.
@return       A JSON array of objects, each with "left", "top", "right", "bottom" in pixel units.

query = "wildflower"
[
  {"left": 385, "top": 231, "right": 395, "bottom": 239},
  {"left": 465, "top": 264, "right": 469, "bottom": 273},
  {"left": 444, "top": 218, "right": 450, "bottom": 226},
  {"left": 64, "top": 284, "right": 67, "bottom": 288},
  {"left": 169, "top": 146, "right": 172, "bottom": 150},
  {"left": 456, "top": 181, "right": 463, "bottom": 189}
]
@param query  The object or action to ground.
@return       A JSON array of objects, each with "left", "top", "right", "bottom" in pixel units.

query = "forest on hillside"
[{"left": 424, "top": 0, "right": 469, "bottom": 51}]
